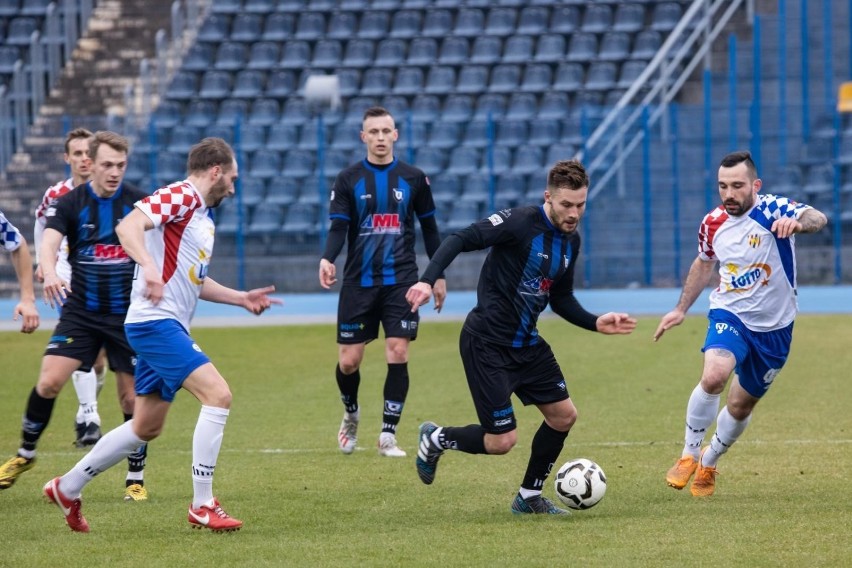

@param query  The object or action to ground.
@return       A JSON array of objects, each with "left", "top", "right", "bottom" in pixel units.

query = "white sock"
[
  {"left": 518, "top": 487, "right": 541, "bottom": 499},
  {"left": 192, "top": 405, "right": 229, "bottom": 509},
  {"left": 60, "top": 420, "right": 145, "bottom": 498},
  {"left": 72, "top": 369, "right": 100, "bottom": 425},
  {"left": 682, "top": 385, "right": 720, "bottom": 459},
  {"left": 702, "top": 406, "right": 751, "bottom": 468}
]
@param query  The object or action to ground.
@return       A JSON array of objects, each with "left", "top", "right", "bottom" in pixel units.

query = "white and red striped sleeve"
[
  {"left": 135, "top": 181, "right": 202, "bottom": 227},
  {"left": 35, "top": 179, "right": 73, "bottom": 222},
  {"left": 697, "top": 206, "right": 728, "bottom": 261}
]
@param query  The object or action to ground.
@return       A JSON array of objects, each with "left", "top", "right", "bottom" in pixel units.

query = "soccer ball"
[{"left": 553, "top": 458, "right": 607, "bottom": 510}]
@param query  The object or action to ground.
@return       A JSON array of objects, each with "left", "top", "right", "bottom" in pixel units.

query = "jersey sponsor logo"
[
  {"left": 188, "top": 250, "right": 211, "bottom": 286},
  {"left": 521, "top": 275, "right": 554, "bottom": 295},
  {"left": 93, "top": 244, "right": 129, "bottom": 260},
  {"left": 723, "top": 263, "right": 772, "bottom": 292},
  {"left": 360, "top": 213, "right": 401, "bottom": 234},
  {"left": 488, "top": 213, "right": 503, "bottom": 226}
]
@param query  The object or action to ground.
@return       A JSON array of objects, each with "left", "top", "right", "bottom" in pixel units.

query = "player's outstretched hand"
[
  {"left": 243, "top": 285, "right": 283, "bottom": 315},
  {"left": 653, "top": 310, "right": 685, "bottom": 341},
  {"left": 13, "top": 299, "right": 39, "bottom": 333},
  {"left": 405, "top": 282, "right": 433, "bottom": 313},
  {"left": 596, "top": 312, "right": 637, "bottom": 335}
]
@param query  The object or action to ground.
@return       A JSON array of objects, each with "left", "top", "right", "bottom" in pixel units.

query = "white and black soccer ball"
[{"left": 554, "top": 458, "right": 607, "bottom": 510}]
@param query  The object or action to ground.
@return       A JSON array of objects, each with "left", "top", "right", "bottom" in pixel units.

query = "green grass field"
[{"left": 1, "top": 315, "right": 850, "bottom": 567}]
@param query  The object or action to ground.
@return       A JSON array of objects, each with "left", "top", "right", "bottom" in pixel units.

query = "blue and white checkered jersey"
[{"left": 0, "top": 210, "right": 24, "bottom": 253}]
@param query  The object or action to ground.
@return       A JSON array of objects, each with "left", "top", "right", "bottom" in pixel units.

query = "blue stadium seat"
[
  {"left": 613, "top": 3, "right": 646, "bottom": 33},
  {"left": 239, "top": 177, "right": 267, "bottom": 207},
  {"left": 334, "top": 68, "right": 361, "bottom": 97},
  {"left": 326, "top": 11, "right": 358, "bottom": 40},
  {"left": 206, "top": 123, "right": 238, "bottom": 145},
  {"left": 152, "top": 100, "right": 183, "bottom": 128},
  {"left": 343, "top": 95, "right": 377, "bottom": 124},
  {"left": 442, "top": 95, "right": 474, "bottom": 123},
  {"left": 392, "top": 67, "right": 424, "bottom": 95},
  {"left": 266, "top": 123, "right": 300, "bottom": 151},
  {"left": 427, "top": 121, "right": 462, "bottom": 149},
  {"left": 329, "top": 121, "right": 359, "bottom": 150},
  {"left": 480, "top": 147, "right": 512, "bottom": 175},
  {"left": 214, "top": 42, "right": 248, "bottom": 71},
  {"left": 581, "top": 4, "right": 614, "bottom": 33},
  {"left": 505, "top": 93, "right": 538, "bottom": 121},
  {"left": 198, "top": 14, "right": 230, "bottom": 43},
  {"left": 527, "top": 118, "right": 561, "bottom": 147},
  {"left": 211, "top": 0, "right": 241, "bottom": 13},
  {"left": 4, "top": 16, "right": 36, "bottom": 45},
  {"left": 248, "top": 98, "right": 280, "bottom": 126},
  {"left": 360, "top": 68, "right": 394, "bottom": 96},
  {"left": 214, "top": 201, "right": 242, "bottom": 236},
  {"left": 488, "top": 64, "right": 521, "bottom": 93},
  {"left": 438, "top": 37, "right": 469, "bottom": 65},
  {"left": 421, "top": 9, "right": 452, "bottom": 37},
  {"left": 406, "top": 38, "right": 438, "bottom": 66},
  {"left": 312, "top": 40, "right": 343, "bottom": 67},
  {"left": 496, "top": 120, "right": 528, "bottom": 147},
  {"left": 181, "top": 43, "right": 214, "bottom": 72},
  {"left": 261, "top": 13, "right": 295, "bottom": 41},
  {"left": 280, "top": 98, "right": 311, "bottom": 125},
  {"left": 283, "top": 149, "right": 316, "bottom": 178},
  {"left": 359, "top": 11, "right": 389, "bottom": 39},
  {"left": 585, "top": 62, "right": 618, "bottom": 91},
  {"left": 380, "top": 95, "right": 410, "bottom": 117},
  {"left": 342, "top": 39, "right": 375, "bottom": 67},
  {"left": 231, "top": 70, "right": 265, "bottom": 98},
  {"left": 501, "top": 35, "right": 533, "bottom": 64},
  {"left": 457, "top": 65, "right": 489, "bottom": 94},
  {"left": 246, "top": 42, "right": 279, "bottom": 70},
  {"left": 167, "top": 125, "right": 201, "bottom": 154},
  {"left": 167, "top": 71, "right": 198, "bottom": 100},
  {"left": 538, "top": 91, "right": 571, "bottom": 120},
  {"left": 281, "top": 203, "right": 320, "bottom": 237},
  {"left": 534, "top": 34, "right": 566, "bottom": 63},
  {"left": 454, "top": 8, "right": 485, "bottom": 37},
  {"left": 429, "top": 173, "right": 461, "bottom": 205},
  {"left": 295, "top": 12, "right": 326, "bottom": 40},
  {"left": 265, "top": 70, "right": 296, "bottom": 97},
  {"left": 389, "top": 10, "right": 421, "bottom": 38},
  {"left": 599, "top": 32, "right": 632, "bottom": 61},
  {"left": 447, "top": 147, "right": 480, "bottom": 176},
  {"left": 484, "top": 7, "right": 516, "bottom": 36},
  {"left": 21, "top": 0, "right": 51, "bottom": 16},
  {"left": 567, "top": 33, "right": 599, "bottom": 62},
  {"left": 460, "top": 172, "right": 491, "bottom": 202},
  {"left": 651, "top": 3, "right": 683, "bottom": 32},
  {"left": 470, "top": 36, "right": 502, "bottom": 65},
  {"left": 445, "top": 201, "right": 482, "bottom": 232},
  {"left": 424, "top": 65, "right": 456, "bottom": 94},
  {"left": 463, "top": 120, "right": 490, "bottom": 148},
  {"left": 550, "top": 6, "right": 580, "bottom": 34},
  {"left": 156, "top": 152, "right": 186, "bottom": 186},
  {"left": 238, "top": 124, "right": 267, "bottom": 153},
  {"left": 414, "top": 147, "right": 446, "bottom": 173},
  {"left": 511, "top": 146, "right": 543, "bottom": 176},
  {"left": 374, "top": 39, "right": 406, "bottom": 67},
  {"left": 631, "top": 30, "right": 662, "bottom": 60},
  {"left": 324, "top": 148, "right": 352, "bottom": 173},
  {"left": 517, "top": 6, "right": 549, "bottom": 35},
  {"left": 296, "top": 124, "right": 320, "bottom": 149},
  {"left": 520, "top": 63, "right": 552, "bottom": 92},
  {"left": 410, "top": 94, "right": 441, "bottom": 122},
  {"left": 217, "top": 99, "right": 250, "bottom": 125},
  {"left": 473, "top": 93, "right": 506, "bottom": 121},
  {"left": 280, "top": 40, "right": 311, "bottom": 69},
  {"left": 244, "top": 0, "right": 275, "bottom": 13},
  {"left": 198, "top": 70, "right": 233, "bottom": 99},
  {"left": 494, "top": 172, "right": 526, "bottom": 207},
  {"left": 248, "top": 204, "right": 285, "bottom": 235},
  {"left": 249, "top": 149, "right": 283, "bottom": 179},
  {"left": 231, "top": 14, "right": 263, "bottom": 42},
  {"left": 617, "top": 60, "right": 647, "bottom": 89},
  {"left": 0, "top": 0, "right": 20, "bottom": 18}
]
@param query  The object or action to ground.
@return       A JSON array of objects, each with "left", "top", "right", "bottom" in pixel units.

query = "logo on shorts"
[
  {"left": 340, "top": 322, "right": 365, "bottom": 331},
  {"left": 556, "top": 380, "right": 566, "bottom": 391},
  {"left": 715, "top": 323, "right": 728, "bottom": 334},
  {"left": 400, "top": 320, "right": 418, "bottom": 331},
  {"left": 762, "top": 368, "right": 780, "bottom": 384}
]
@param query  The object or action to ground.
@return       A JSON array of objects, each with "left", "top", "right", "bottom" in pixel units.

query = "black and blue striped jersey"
[
  {"left": 45, "top": 181, "right": 149, "bottom": 314},
  {"left": 328, "top": 157, "right": 438, "bottom": 287}
]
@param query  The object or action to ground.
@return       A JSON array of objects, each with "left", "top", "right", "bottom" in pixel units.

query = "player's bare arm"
[
  {"left": 654, "top": 257, "right": 716, "bottom": 342},
  {"left": 39, "top": 227, "right": 69, "bottom": 308}
]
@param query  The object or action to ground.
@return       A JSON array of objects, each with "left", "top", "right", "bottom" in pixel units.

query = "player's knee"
[
  {"left": 551, "top": 407, "right": 577, "bottom": 432},
  {"left": 36, "top": 376, "right": 64, "bottom": 399},
  {"left": 133, "top": 422, "right": 163, "bottom": 441},
  {"left": 699, "top": 374, "right": 728, "bottom": 394},
  {"left": 338, "top": 359, "right": 360, "bottom": 375},
  {"left": 210, "top": 386, "right": 233, "bottom": 409},
  {"left": 486, "top": 432, "right": 517, "bottom": 455}
]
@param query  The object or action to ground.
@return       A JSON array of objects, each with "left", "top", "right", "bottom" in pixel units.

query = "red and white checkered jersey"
[
  {"left": 34, "top": 178, "right": 74, "bottom": 280},
  {"left": 125, "top": 180, "right": 213, "bottom": 331},
  {"left": 698, "top": 193, "right": 811, "bottom": 331}
]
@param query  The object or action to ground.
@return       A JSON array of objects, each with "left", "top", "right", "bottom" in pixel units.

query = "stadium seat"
[
  {"left": 494, "top": 172, "right": 526, "bottom": 207},
  {"left": 489, "top": 64, "right": 521, "bottom": 93},
  {"left": 181, "top": 43, "right": 214, "bottom": 72},
  {"left": 613, "top": 3, "right": 646, "bottom": 33},
  {"left": 581, "top": 4, "right": 614, "bottom": 33},
  {"left": 280, "top": 203, "right": 319, "bottom": 236},
  {"left": 265, "top": 70, "right": 296, "bottom": 97},
  {"left": 197, "top": 14, "right": 230, "bottom": 43},
  {"left": 167, "top": 71, "right": 198, "bottom": 100},
  {"left": 389, "top": 10, "right": 421, "bottom": 38},
  {"left": 4, "top": 16, "right": 36, "bottom": 45},
  {"left": 311, "top": 40, "right": 342, "bottom": 68},
  {"left": 651, "top": 3, "right": 683, "bottom": 32},
  {"left": 502, "top": 35, "right": 534, "bottom": 64},
  {"left": 248, "top": 204, "right": 285, "bottom": 235},
  {"left": 214, "top": 42, "right": 248, "bottom": 71},
  {"left": 410, "top": 94, "right": 441, "bottom": 123},
  {"left": 156, "top": 152, "right": 186, "bottom": 186},
  {"left": 392, "top": 67, "right": 424, "bottom": 96},
  {"left": 585, "top": 62, "right": 618, "bottom": 91},
  {"left": 427, "top": 121, "right": 462, "bottom": 149},
  {"left": 342, "top": 95, "right": 377, "bottom": 124},
  {"left": 599, "top": 32, "right": 632, "bottom": 61},
  {"left": 280, "top": 40, "right": 311, "bottom": 69},
  {"left": 247, "top": 98, "right": 280, "bottom": 126},
  {"left": 244, "top": 0, "right": 275, "bottom": 13},
  {"left": 421, "top": 9, "right": 452, "bottom": 37},
  {"left": 238, "top": 124, "right": 267, "bottom": 153},
  {"left": 230, "top": 70, "right": 264, "bottom": 99},
  {"left": 360, "top": 68, "right": 394, "bottom": 96},
  {"left": 425, "top": 65, "right": 456, "bottom": 94},
  {"left": 374, "top": 39, "right": 406, "bottom": 67},
  {"left": 198, "top": 70, "right": 232, "bottom": 99},
  {"left": 380, "top": 94, "right": 410, "bottom": 117},
  {"left": 473, "top": 93, "right": 507, "bottom": 121},
  {"left": 206, "top": 123, "right": 238, "bottom": 145},
  {"left": 505, "top": 93, "right": 538, "bottom": 121},
  {"left": 296, "top": 123, "right": 321, "bottom": 150},
  {"left": 480, "top": 146, "right": 512, "bottom": 175},
  {"left": 19, "top": 0, "right": 50, "bottom": 16},
  {"left": 550, "top": 6, "right": 580, "bottom": 34},
  {"left": 358, "top": 11, "right": 389, "bottom": 39},
  {"left": 230, "top": 14, "right": 263, "bottom": 42},
  {"left": 538, "top": 91, "right": 571, "bottom": 120},
  {"left": 295, "top": 12, "right": 326, "bottom": 40},
  {"left": 496, "top": 120, "right": 528, "bottom": 147},
  {"left": 617, "top": 60, "right": 647, "bottom": 89},
  {"left": 429, "top": 173, "right": 461, "bottom": 205},
  {"left": 517, "top": 6, "right": 549, "bottom": 35},
  {"left": 631, "top": 30, "right": 662, "bottom": 60},
  {"left": 167, "top": 125, "right": 201, "bottom": 154},
  {"left": 527, "top": 118, "right": 561, "bottom": 147},
  {"left": 248, "top": 149, "right": 282, "bottom": 179},
  {"left": 448, "top": 147, "right": 482, "bottom": 177},
  {"left": 553, "top": 63, "right": 585, "bottom": 92},
  {"left": 261, "top": 13, "right": 295, "bottom": 41},
  {"left": 470, "top": 36, "right": 503, "bottom": 65},
  {"left": 567, "top": 33, "right": 599, "bottom": 62},
  {"left": 0, "top": 0, "right": 20, "bottom": 18},
  {"left": 460, "top": 173, "right": 491, "bottom": 202},
  {"left": 441, "top": 94, "right": 474, "bottom": 123},
  {"left": 266, "top": 122, "right": 299, "bottom": 152},
  {"left": 445, "top": 201, "right": 482, "bottom": 232},
  {"left": 484, "top": 7, "right": 516, "bottom": 36},
  {"left": 454, "top": 8, "right": 485, "bottom": 37},
  {"left": 247, "top": 42, "right": 279, "bottom": 70},
  {"left": 438, "top": 37, "right": 470, "bottom": 66},
  {"left": 211, "top": 0, "right": 240, "bottom": 13},
  {"left": 152, "top": 100, "right": 183, "bottom": 128},
  {"left": 407, "top": 37, "right": 438, "bottom": 66},
  {"left": 283, "top": 149, "right": 317, "bottom": 178},
  {"left": 462, "top": 120, "right": 491, "bottom": 149},
  {"left": 414, "top": 147, "right": 446, "bottom": 173},
  {"left": 217, "top": 99, "right": 250, "bottom": 126},
  {"left": 533, "top": 34, "right": 566, "bottom": 63},
  {"left": 214, "top": 201, "right": 242, "bottom": 235},
  {"left": 520, "top": 64, "right": 552, "bottom": 92},
  {"left": 326, "top": 11, "right": 358, "bottom": 40},
  {"left": 239, "top": 177, "right": 267, "bottom": 207},
  {"left": 342, "top": 39, "right": 375, "bottom": 67},
  {"left": 511, "top": 146, "right": 543, "bottom": 176},
  {"left": 457, "top": 65, "right": 489, "bottom": 95}
]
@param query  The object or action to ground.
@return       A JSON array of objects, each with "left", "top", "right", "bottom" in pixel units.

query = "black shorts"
[
  {"left": 337, "top": 284, "right": 420, "bottom": 344},
  {"left": 459, "top": 328, "right": 569, "bottom": 434},
  {"left": 45, "top": 306, "right": 135, "bottom": 374}
]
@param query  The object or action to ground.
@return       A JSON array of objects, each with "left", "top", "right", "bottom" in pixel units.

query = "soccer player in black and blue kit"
[
  {"left": 406, "top": 159, "right": 636, "bottom": 514},
  {"left": 319, "top": 107, "right": 447, "bottom": 457},
  {"left": 0, "top": 132, "right": 150, "bottom": 500}
]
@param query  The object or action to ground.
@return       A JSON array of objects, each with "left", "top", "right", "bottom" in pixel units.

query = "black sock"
[
  {"left": 381, "top": 363, "right": 409, "bottom": 434},
  {"left": 336, "top": 364, "right": 360, "bottom": 413},
  {"left": 21, "top": 388, "right": 56, "bottom": 452},
  {"left": 521, "top": 421, "right": 569, "bottom": 491},
  {"left": 439, "top": 425, "right": 487, "bottom": 454},
  {"left": 124, "top": 414, "right": 146, "bottom": 476}
]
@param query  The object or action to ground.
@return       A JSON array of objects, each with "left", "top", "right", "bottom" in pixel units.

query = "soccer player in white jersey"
[
  {"left": 0, "top": 210, "right": 39, "bottom": 333},
  {"left": 43, "top": 137, "right": 281, "bottom": 533},
  {"left": 34, "top": 127, "right": 109, "bottom": 447},
  {"left": 653, "top": 151, "right": 827, "bottom": 497}
]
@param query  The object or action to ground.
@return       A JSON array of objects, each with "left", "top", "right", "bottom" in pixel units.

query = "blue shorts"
[
  {"left": 702, "top": 309, "right": 793, "bottom": 398},
  {"left": 125, "top": 319, "right": 210, "bottom": 403}
]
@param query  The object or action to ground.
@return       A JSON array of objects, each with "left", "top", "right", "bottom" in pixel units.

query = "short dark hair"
[
  {"left": 187, "top": 137, "right": 235, "bottom": 174},
  {"left": 719, "top": 150, "right": 758, "bottom": 179},
  {"left": 64, "top": 128, "right": 93, "bottom": 154},
  {"left": 547, "top": 159, "right": 590, "bottom": 192},
  {"left": 89, "top": 131, "right": 129, "bottom": 161},
  {"left": 362, "top": 106, "right": 393, "bottom": 123}
]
